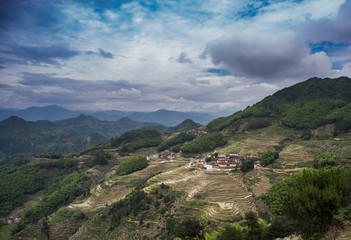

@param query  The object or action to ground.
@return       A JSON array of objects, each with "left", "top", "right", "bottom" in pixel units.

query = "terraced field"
[
  {"left": 144, "top": 165, "right": 255, "bottom": 220},
  {"left": 278, "top": 144, "right": 313, "bottom": 168},
  {"left": 69, "top": 160, "right": 183, "bottom": 211},
  {"left": 240, "top": 135, "right": 285, "bottom": 156}
]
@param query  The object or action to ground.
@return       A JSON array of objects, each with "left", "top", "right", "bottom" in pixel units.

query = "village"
[
  {"left": 148, "top": 149, "right": 262, "bottom": 171},
  {"left": 188, "top": 151, "right": 262, "bottom": 171}
]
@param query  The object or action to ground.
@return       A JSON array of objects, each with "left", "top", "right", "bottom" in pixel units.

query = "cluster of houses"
[
  {"left": 159, "top": 150, "right": 176, "bottom": 161},
  {"left": 189, "top": 152, "right": 262, "bottom": 170},
  {"left": 187, "top": 128, "right": 208, "bottom": 137},
  {"left": 5, "top": 216, "right": 20, "bottom": 224},
  {"left": 152, "top": 148, "right": 263, "bottom": 171},
  {"left": 147, "top": 150, "right": 176, "bottom": 161},
  {"left": 212, "top": 152, "right": 246, "bottom": 169},
  {"left": 146, "top": 154, "right": 159, "bottom": 161}
]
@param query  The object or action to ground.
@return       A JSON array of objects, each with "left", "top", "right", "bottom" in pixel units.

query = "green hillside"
[
  {"left": 208, "top": 77, "right": 351, "bottom": 134},
  {"left": 3, "top": 77, "right": 351, "bottom": 240},
  {"left": 0, "top": 116, "right": 105, "bottom": 165}
]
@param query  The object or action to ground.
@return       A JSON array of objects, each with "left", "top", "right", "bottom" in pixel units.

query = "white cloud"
[
  {"left": 113, "top": 88, "right": 141, "bottom": 97},
  {"left": 203, "top": 30, "right": 333, "bottom": 80},
  {"left": 1, "top": 0, "right": 350, "bottom": 113},
  {"left": 301, "top": 0, "right": 351, "bottom": 43}
]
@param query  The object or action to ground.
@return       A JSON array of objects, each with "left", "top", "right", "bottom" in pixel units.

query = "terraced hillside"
[{"left": 3, "top": 77, "right": 351, "bottom": 239}]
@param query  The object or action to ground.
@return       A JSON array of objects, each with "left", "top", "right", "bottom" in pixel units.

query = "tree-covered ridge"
[
  {"left": 108, "top": 129, "right": 162, "bottom": 155},
  {"left": 115, "top": 155, "right": 148, "bottom": 176},
  {"left": 181, "top": 132, "right": 227, "bottom": 154},
  {"left": 157, "top": 132, "right": 196, "bottom": 152},
  {"left": 109, "top": 129, "right": 160, "bottom": 148},
  {"left": 207, "top": 77, "right": 351, "bottom": 133}
]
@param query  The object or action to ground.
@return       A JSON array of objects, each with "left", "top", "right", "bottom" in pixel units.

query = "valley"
[
  {"left": 3, "top": 122, "right": 350, "bottom": 239},
  {"left": 1, "top": 77, "right": 351, "bottom": 239}
]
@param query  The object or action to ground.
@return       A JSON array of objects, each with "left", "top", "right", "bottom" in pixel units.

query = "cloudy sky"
[{"left": 1, "top": 0, "right": 351, "bottom": 115}]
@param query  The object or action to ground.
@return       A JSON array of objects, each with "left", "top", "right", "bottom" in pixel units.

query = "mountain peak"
[
  {"left": 168, "top": 118, "right": 202, "bottom": 133},
  {"left": 3, "top": 115, "right": 26, "bottom": 123},
  {"left": 77, "top": 114, "right": 99, "bottom": 121}
]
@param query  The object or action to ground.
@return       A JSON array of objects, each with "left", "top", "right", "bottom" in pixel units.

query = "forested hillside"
[
  {"left": 208, "top": 77, "right": 351, "bottom": 134},
  {"left": 0, "top": 116, "right": 103, "bottom": 165},
  {"left": 0, "top": 115, "right": 203, "bottom": 166}
]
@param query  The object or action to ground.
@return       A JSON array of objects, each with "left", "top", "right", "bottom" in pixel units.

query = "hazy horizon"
[{"left": 0, "top": 104, "right": 230, "bottom": 116}]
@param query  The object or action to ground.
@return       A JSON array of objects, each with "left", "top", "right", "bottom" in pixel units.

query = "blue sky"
[{"left": 0, "top": 0, "right": 350, "bottom": 114}]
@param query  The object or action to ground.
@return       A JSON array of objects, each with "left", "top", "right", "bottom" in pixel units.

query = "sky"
[{"left": 0, "top": 0, "right": 351, "bottom": 115}]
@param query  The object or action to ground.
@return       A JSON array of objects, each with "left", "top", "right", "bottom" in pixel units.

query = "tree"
[
  {"left": 179, "top": 218, "right": 203, "bottom": 239},
  {"left": 313, "top": 152, "right": 338, "bottom": 169},
  {"left": 260, "top": 150, "right": 278, "bottom": 167},
  {"left": 266, "top": 177, "right": 294, "bottom": 215},
  {"left": 285, "top": 168, "right": 351, "bottom": 238},
  {"left": 245, "top": 211, "right": 262, "bottom": 240},
  {"left": 93, "top": 150, "right": 108, "bottom": 165},
  {"left": 41, "top": 218, "right": 50, "bottom": 238},
  {"left": 241, "top": 158, "right": 254, "bottom": 173},
  {"left": 217, "top": 224, "right": 246, "bottom": 240},
  {"left": 263, "top": 216, "right": 293, "bottom": 240}
]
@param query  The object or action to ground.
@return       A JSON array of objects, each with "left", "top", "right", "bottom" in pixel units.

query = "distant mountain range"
[
  {"left": 49, "top": 115, "right": 202, "bottom": 139},
  {"left": 0, "top": 116, "right": 104, "bottom": 164},
  {"left": 0, "top": 114, "right": 202, "bottom": 164},
  {"left": 0, "top": 105, "right": 80, "bottom": 122},
  {"left": 53, "top": 115, "right": 168, "bottom": 139},
  {"left": 0, "top": 105, "right": 217, "bottom": 126}
]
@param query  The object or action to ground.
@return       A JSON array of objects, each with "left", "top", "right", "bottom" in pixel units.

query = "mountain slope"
[
  {"left": 54, "top": 115, "right": 167, "bottom": 139},
  {"left": 0, "top": 116, "right": 105, "bottom": 163},
  {"left": 90, "top": 110, "right": 134, "bottom": 121},
  {"left": 167, "top": 118, "right": 202, "bottom": 133},
  {"left": 15, "top": 105, "right": 79, "bottom": 121},
  {"left": 4, "top": 77, "right": 351, "bottom": 240},
  {"left": 208, "top": 77, "right": 351, "bottom": 134}
]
